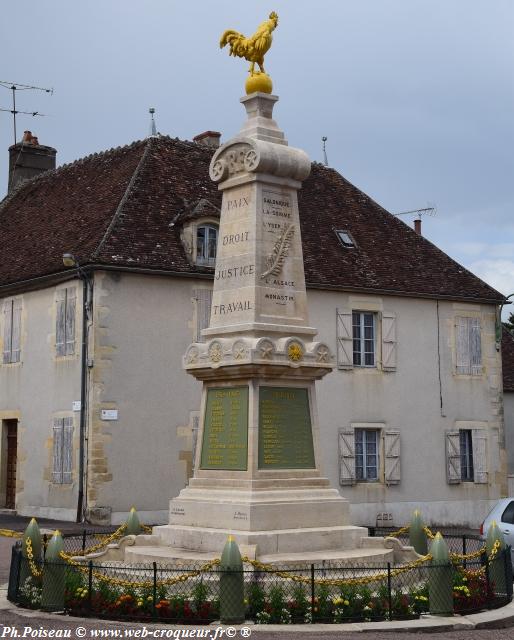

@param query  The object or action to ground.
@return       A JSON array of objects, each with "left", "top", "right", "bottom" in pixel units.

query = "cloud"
[{"left": 467, "top": 258, "right": 514, "bottom": 317}]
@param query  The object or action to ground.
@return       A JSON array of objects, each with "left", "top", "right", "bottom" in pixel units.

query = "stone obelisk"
[
  {"left": 154, "top": 13, "right": 368, "bottom": 561},
  {"left": 152, "top": 91, "right": 369, "bottom": 560}
]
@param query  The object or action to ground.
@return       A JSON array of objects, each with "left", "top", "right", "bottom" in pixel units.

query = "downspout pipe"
[{"left": 76, "top": 268, "right": 92, "bottom": 522}]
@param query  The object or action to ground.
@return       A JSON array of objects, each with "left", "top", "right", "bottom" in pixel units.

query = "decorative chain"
[
  {"left": 384, "top": 525, "right": 409, "bottom": 539},
  {"left": 0, "top": 528, "right": 23, "bottom": 539},
  {"left": 71, "top": 524, "right": 128, "bottom": 556},
  {"left": 25, "top": 538, "right": 43, "bottom": 578}
]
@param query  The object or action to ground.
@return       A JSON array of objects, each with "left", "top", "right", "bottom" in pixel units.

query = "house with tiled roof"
[{"left": 0, "top": 130, "right": 507, "bottom": 526}]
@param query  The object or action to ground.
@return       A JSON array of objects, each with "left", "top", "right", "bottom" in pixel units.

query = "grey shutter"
[
  {"left": 339, "top": 429, "right": 356, "bottom": 486},
  {"left": 3, "top": 300, "right": 13, "bottom": 364},
  {"left": 336, "top": 309, "right": 353, "bottom": 369},
  {"left": 472, "top": 429, "right": 488, "bottom": 484},
  {"left": 56, "top": 290, "right": 66, "bottom": 356},
  {"left": 455, "top": 317, "right": 470, "bottom": 374},
  {"left": 384, "top": 430, "right": 401, "bottom": 484},
  {"left": 382, "top": 312, "right": 397, "bottom": 372},
  {"left": 52, "top": 419, "right": 64, "bottom": 483},
  {"left": 194, "top": 288, "right": 212, "bottom": 342},
  {"left": 446, "top": 430, "right": 461, "bottom": 484},
  {"left": 65, "top": 288, "right": 76, "bottom": 355},
  {"left": 62, "top": 418, "right": 74, "bottom": 483},
  {"left": 11, "top": 299, "right": 22, "bottom": 363},
  {"left": 470, "top": 318, "right": 482, "bottom": 376}
]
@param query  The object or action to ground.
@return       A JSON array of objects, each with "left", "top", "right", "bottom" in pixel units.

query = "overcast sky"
[{"left": 1, "top": 1, "right": 513, "bottom": 314}]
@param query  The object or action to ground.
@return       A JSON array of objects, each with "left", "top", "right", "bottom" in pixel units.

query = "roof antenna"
[
  {"left": 322, "top": 136, "right": 328, "bottom": 166},
  {"left": 149, "top": 107, "right": 157, "bottom": 137},
  {"left": 0, "top": 80, "right": 53, "bottom": 144}
]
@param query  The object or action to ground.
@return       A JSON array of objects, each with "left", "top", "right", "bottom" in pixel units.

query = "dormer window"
[
  {"left": 335, "top": 229, "right": 356, "bottom": 248},
  {"left": 196, "top": 224, "right": 218, "bottom": 267}
]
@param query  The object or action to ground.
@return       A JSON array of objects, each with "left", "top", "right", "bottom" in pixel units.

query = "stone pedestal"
[{"left": 152, "top": 92, "right": 368, "bottom": 561}]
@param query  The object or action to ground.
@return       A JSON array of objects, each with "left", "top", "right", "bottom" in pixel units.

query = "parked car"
[{"left": 480, "top": 498, "right": 514, "bottom": 565}]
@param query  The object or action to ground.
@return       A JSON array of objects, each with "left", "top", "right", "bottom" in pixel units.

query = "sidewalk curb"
[{"left": 1, "top": 592, "right": 514, "bottom": 632}]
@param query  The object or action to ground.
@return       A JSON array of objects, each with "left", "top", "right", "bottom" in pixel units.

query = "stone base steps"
[{"left": 124, "top": 544, "right": 395, "bottom": 567}]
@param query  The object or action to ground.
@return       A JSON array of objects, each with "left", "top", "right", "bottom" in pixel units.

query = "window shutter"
[
  {"left": 194, "top": 288, "right": 212, "bottom": 342},
  {"left": 52, "top": 419, "right": 64, "bottom": 483},
  {"left": 3, "top": 300, "right": 13, "bottom": 364},
  {"left": 336, "top": 309, "right": 353, "bottom": 369},
  {"left": 445, "top": 430, "right": 461, "bottom": 484},
  {"left": 339, "top": 429, "right": 356, "bottom": 486},
  {"left": 384, "top": 430, "right": 401, "bottom": 484},
  {"left": 381, "top": 312, "right": 397, "bottom": 371},
  {"left": 472, "top": 429, "right": 488, "bottom": 484},
  {"left": 56, "top": 290, "right": 66, "bottom": 356},
  {"left": 62, "top": 418, "right": 74, "bottom": 484},
  {"left": 11, "top": 299, "right": 22, "bottom": 363},
  {"left": 470, "top": 318, "right": 482, "bottom": 376},
  {"left": 455, "top": 317, "right": 470, "bottom": 374},
  {"left": 65, "top": 288, "right": 76, "bottom": 355}
]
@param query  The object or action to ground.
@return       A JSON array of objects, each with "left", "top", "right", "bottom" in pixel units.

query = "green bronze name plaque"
[
  {"left": 258, "top": 386, "right": 315, "bottom": 469},
  {"left": 200, "top": 386, "right": 249, "bottom": 470}
]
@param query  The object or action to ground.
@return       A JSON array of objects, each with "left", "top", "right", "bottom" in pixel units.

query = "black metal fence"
[{"left": 8, "top": 541, "right": 513, "bottom": 624}]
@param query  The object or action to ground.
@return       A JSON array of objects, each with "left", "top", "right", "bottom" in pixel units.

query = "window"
[
  {"left": 2, "top": 298, "right": 22, "bottom": 364},
  {"left": 459, "top": 430, "right": 474, "bottom": 481},
  {"left": 353, "top": 312, "right": 375, "bottom": 366},
  {"left": 339, "top": 427, "right": 400, "bottom": 486},
  {"left": 355, "top": 429, "right": 379, "bottom": 481},
  {"left": 446, "top": 428, "right": 487, "bottom": 484},
  {"left": 52, "top": 417, "right": 74, "bottom": 484},
  {"left": 56, "top": 288, "right": 76, "bottom": 356},
  {"left": 336, "top": 309, "right": 397, "bottom": 371},
  {"left": 455, "top": 317, "right": 482, "bottom": 375},
  {"left": 196, "top": 224, "right": 218, "bottom": 267},
  {"left": 335, "top": 229, "right": 356, "bottom": 248}
]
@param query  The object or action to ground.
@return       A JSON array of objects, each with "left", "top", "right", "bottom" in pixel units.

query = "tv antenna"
[
  {"left": 321, "top": 136, "right": 328, "bottom": 166},
  {"left": 0, "top": 80, "right": 53, "bottom": 144},
  {"left": 394, "top": 205, "right": 436, "bottom": 219}
]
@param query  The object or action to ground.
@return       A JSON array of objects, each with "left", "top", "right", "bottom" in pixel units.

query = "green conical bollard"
[
  {"left": 21, "top": 518, "right": 42, "bottom": 587},
  {"left": 428, "top": 532, "right": 453, "bottom": 616},
  {"left": 126, "top": 507, "right": 142, "bottom": 535},
  {"left": 41, "top": 530, "right": 65, "bottom": 611},
  {"left": 219, "top": 535, "right": 245, "bottom": 624},
  {"left": 409, "top": 509, "right": 428, "bottom": 555},
  {"left": 486, "top": 520, "right": 508, "bottom": 598}
]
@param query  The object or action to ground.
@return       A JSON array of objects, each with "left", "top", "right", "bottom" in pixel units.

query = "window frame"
[
  {"left": 459, "top": 429, "right": 474, "bottom": 482},
  {"left": 352, "top": 311, "right": 376, "bottom": 368},
  {"left": 355, "top": 428, "right": 380, "bottom": 482},
  {"left": 196, "top": 223, "right": 219, "bottom": 267},
  {"left": 335, "top": 229, "right": 356, "bottom": 249}
]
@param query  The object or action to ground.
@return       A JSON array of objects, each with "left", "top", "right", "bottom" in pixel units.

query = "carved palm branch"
[{"left": 260, "top": 224, "right": 295, "bottom": 278}]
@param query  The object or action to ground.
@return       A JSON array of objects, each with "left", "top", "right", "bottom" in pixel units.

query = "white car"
[{"left": 480, "top": 498, "right": 514, "bottom": 564}]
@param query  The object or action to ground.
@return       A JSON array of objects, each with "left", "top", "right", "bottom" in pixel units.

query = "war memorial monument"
[{"left": 122, "top": 12, "right": 412, "bottom": 566}]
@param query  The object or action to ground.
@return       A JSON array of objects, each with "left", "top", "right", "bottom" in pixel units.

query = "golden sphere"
[{"left": 245, "top": 73, "right": 273, "bottom": 95}]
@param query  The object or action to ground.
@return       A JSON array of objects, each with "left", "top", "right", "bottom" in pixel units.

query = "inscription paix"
[{"left": 224, "top": 195, "right": 250, "bottom": 212}]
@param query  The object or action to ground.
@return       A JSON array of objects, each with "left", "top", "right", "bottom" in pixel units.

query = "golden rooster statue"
[{"left": 220, "top": 12, "right": 278, "bottom": 94}]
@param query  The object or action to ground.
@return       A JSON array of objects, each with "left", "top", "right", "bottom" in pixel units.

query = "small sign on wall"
[
  {"left": 72, "top": 401, "right": 82, "bottom": 412},
  {"left": 101, "top": 409, "right": 118, "bottom": 421}
]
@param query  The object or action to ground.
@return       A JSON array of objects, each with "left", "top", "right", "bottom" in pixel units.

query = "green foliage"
[
  {"left": 246, "top": 581, "right": 265, "bottom": 617},
  {"left": 504, "top": 313, "right": 514, "bottom": 335}
]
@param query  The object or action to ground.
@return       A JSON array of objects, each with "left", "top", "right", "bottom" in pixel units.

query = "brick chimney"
[
  {"left": 414, "top": 218, "right": 422, "bottom": 235},
  {"left": 8, "top": 131, "right": 57, "bottom": 193},
  {"left": 193, "top": 131, "right": 221, "bottom": 148}
]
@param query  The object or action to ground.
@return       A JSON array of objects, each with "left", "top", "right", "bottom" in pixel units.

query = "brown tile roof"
[
  {"left": 0, "top": 135, "right": 504, "bottom": 303},
  {"left": 502, "top": 327, "right": 514, "bottom": 392}
]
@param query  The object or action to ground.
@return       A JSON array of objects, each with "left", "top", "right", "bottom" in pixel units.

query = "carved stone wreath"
[
  {"left": 259, "top": 340, "right": 274, "bottom": 360},
  {"left": 186, "top": 346, "right": 199, "bottom": 365},
  {"left": 316, "top": 345, "right": 330, "bottom": 363},
  {"left": 233, "top": 341, "right": 248, "bottom": 360},
  {"left": 244, "top": 149, "right": 259, "bottom": 172},
  {"left": 208, "top": 342, "right": 223, "bottom": 363},
  {"left": 287, "top": 342, "right": 304, "bottom": 362}
]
